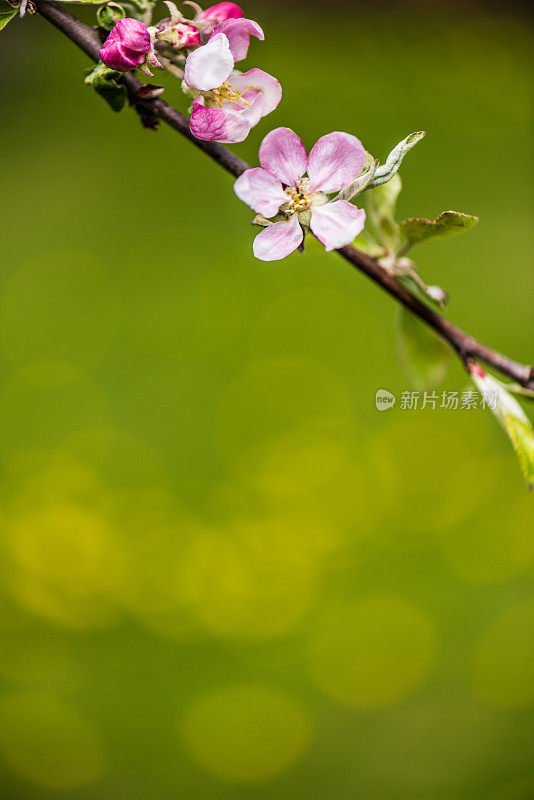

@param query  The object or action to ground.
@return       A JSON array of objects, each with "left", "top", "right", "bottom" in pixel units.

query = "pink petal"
[
  {"left": 99, "top": 42, "right": 145, "bottom": 71},
  {"left": 310, "top": 201, "right": 366, "bottom": 251},
  {"left": 234, "top": 168, "right": 287, "bottom": 217},
  {"left": 229, "top": 69, "right": 282, "bottom": 123},
  {"left": 107, "top": 18, "right": 151, "bottom": 52},
  {"left": 184, "top": 33, "right": 234, "bottom": 91},
  {"left": 259, "top": 127, "right": 308, "bottom": 187},
  {"left": 200, "top": 3, "right": 244, "bottom": 28},
  {"left": 189, "top": 100, "right": 250, "bottom": 143},
  {"left": 253, "top": 214, "right": 304, "bottom": 261},
  {"left": 307, "top": 132, "right": 367, "bottom": 193},
  {"left": 209, "top": 18, "right": 264, "bottom": 62},
  {"left": 237, "top": 89, "right": 264, "bottom": 128}
]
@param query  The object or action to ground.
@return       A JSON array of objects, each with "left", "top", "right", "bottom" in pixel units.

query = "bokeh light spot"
[
  {"left": 4, "top": 503, "right": 123, "bottom": 630},
  {"left": 309, "top": 596, "right": 437, "bottom": 707},
  {"left": 178, "top": 519, "right": 317, "bottom": 639},
  {"left": 0, "top": 692, "right": 105, "bottom": 789},
  {"left": 181, "top": 685, "right": 311, "bottom": 783}
]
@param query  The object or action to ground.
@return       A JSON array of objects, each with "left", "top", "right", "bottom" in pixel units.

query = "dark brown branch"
[{"left": 32, "top": 0, "right": 534, "bottom": 390}]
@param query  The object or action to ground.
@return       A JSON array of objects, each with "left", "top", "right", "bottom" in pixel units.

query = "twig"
[{"left": 32, "top": 0, "right": 534, "bottom": 390}]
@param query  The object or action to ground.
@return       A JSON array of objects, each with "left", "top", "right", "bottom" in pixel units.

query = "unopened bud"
[{"left": 99, "top": 18, "right": 151, "bottom": 72}]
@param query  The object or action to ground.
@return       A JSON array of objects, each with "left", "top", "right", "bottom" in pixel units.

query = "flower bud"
[
  {"left": 426, "top": 285, "right": 449, "bottom": 306},
  {"left": 99, "top": 18, "right": 152, "bottom": 72},
  {"left": 199, "top": 2, "right": 243, "bottom": 27}
]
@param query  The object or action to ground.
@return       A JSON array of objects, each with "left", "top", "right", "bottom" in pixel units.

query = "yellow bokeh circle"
[
  {"left": 309, "top": 595, "right": 437, "bottom": 707},
  {"left": 178, "top": 521, "right": 317, "bottom": 640},
  {"left": 181, "top": 685, "right": 312, "bottom": 783},
  {"left": 5, "top": 502, "right": 123, "bottom": 630}
]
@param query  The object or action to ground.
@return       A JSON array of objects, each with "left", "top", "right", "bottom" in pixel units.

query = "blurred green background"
[{"left": 0, "top": 0, "right": 533, "bottom": 797}]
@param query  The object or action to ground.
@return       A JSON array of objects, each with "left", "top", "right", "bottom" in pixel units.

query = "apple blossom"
[
  {"left": 183, "top": 28, "right": 281, "bottom": 143},
  {"left": 99, "top": 18, "right": 162, "bottom": 74},
  {"left": 234, "top": 127, "right": 368, "bottom": 261}
]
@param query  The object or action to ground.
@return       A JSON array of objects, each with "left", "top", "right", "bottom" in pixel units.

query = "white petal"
[
  {"left": 253, "top": 214, "right": 304, "bottom": 261},
  {"left": 310, "top": 201, "right": 366, "bottom": 251},
  {"left": 234, "top": 168, "right": 287, "bottom": 216},
  {"left": 184, "top": 33, "right": 234, "bottom": 91}
]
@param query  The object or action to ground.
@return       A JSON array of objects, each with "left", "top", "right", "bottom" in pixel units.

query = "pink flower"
[
  {"left": 234, "top": 127, "right": 367, "bottom": 261},
  {"left": 99, "top": 18, "right": 152, "bottom": 72},
  {"left": 183, "top": 30, "right": 281, "bottom": 143},
  {"left": 199, "top": 2, "right": 244, "bottom": 30}
]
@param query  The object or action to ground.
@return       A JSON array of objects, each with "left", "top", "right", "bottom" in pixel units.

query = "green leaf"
[
  {"left": 399, "top": 211, "right": 479, "bottom": 248},
  {"left": 470, "top": 368, "right": 534, "bottom": 490},
  {"left": 0, "top": 0, "right": 18, "bottom": 30},
  {"left": 367, "top": 173, "right": 402, "bottom": 254},
  {"left": 85, "top": 61, "right": 127, "bottom": 113},
  {"left": 397, "top": 307, "right": 452, "bottom": 389},
  {"left": 505, "top": 383, "right": 534, "bottom": 401},
  {"left": 368, "top": 131, "right": 426, "bottom": 189}
]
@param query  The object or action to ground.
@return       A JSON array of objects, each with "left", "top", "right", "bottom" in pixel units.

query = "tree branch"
[{"left": 32, "top": 0, "right": 534, "bottom": 391}]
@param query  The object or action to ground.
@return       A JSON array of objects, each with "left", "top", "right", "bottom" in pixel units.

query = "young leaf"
[
  {"left": 399, "top": 211, "right": 479, "bottom": 249},
  {"left": 368, "top": 131, "right": 426, "bottom": 189},
  {"left": 397, "top": 307, "right": 452, "bottom": 389},
  {"left": 0, "top": 0, "right": 18, "bottom": 30},
  {"left": 367, "top": 173, "right": 402, "bottom": 254},
  {"left": 85, "top": 61, "right": 127, "bottom": 112},
  {"left": 97, "top": 2, "right": 127, "bottom": 29},
  {"left": 470, "top": 366, "right": 534, "bottom": 490},
  {"left": 336, "top": 158, "right": 377, "bottom": 202}
]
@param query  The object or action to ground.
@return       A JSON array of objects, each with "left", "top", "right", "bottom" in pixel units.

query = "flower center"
[
  {"left": 284, "top": 179, "right": 315, "bottom": 214},
  {"left": 209, "top": 81, "right": 251, "bottom": 108}
]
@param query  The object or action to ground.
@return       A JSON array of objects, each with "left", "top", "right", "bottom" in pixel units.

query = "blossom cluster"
[
  {"left": 98, "top": 1, "right": 369, "bottom": 260},
  {"left": 99, "top": 2, "right": 280, "bottom": 144}
]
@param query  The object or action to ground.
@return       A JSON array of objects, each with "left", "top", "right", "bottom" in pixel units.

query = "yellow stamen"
[
  {"left": 210, "top": 82, "right": 254, "bottom": 109},
  {"left": 284, "top": 179, "right": 315, "bottom": 214}
]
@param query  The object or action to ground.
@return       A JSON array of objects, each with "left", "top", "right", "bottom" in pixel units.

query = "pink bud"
[
  {"left": 200, "top": 2, "right": 244, "bottom": 26},
  {"left": 469, "top": 362, "right": 487, "bottom": 379},
  {"left": 176, "top": 22, "right": 202, "bottom": 47},
  {"left": 99, "top": 18, "right": 152, "bottom": 72}
]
